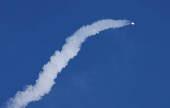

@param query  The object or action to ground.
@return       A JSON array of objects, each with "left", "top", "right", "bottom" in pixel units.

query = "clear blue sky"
[{"left": 0, "top": 0, "right": 170, "bottom": 108}]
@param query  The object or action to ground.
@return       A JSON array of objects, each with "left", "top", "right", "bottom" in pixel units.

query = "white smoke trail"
[{"left": 5, "top": 19, "right": 130, "bottom": 108}]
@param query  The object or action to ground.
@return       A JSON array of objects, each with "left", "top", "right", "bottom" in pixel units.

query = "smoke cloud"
[{"left": 4, "top": 19, "right": 130, "bottom": 108}]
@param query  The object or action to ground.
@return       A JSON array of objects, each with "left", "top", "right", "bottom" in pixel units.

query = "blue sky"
[{"left": 0, "top": 0, "right": 170, "bottom": 108}]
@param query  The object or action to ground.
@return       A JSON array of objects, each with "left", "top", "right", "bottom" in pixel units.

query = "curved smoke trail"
[{"left": 5, "top": 19, "right": 130, "bottom": 108}]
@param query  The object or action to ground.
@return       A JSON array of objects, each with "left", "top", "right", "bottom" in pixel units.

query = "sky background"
[{"left": 0, "top": 0, "right": 170, "bottom": 108}]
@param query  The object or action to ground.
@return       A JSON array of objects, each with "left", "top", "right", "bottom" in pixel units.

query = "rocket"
[{"left": 131, "top": 22, "right": 134, "bottom": 25}]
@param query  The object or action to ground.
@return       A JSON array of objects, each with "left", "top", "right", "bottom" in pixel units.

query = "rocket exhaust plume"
[{"left": 4, "top": 19, "right": 130, "bottom": 108}]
